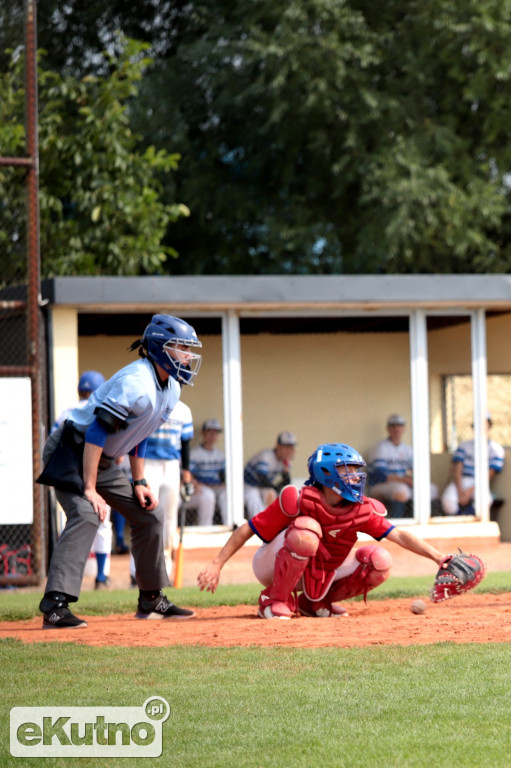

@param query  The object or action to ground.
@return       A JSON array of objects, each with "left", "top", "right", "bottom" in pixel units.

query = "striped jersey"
[
  {"left": 144, "top": 400, "right": 193, "bottom": 461},
  {"left": 244, "top": 448, "right": 291, "bottom": 488},
  {"left": 452, "top": 439, "right": 505, "bottom": 477},
  {"left": 189, "top": 444, "right": 226, "bottom": 486},
  {"left": 367, "top": 438, "right": 413, "bottom": 486}
]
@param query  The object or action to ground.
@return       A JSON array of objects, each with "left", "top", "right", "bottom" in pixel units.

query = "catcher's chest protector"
[{"left": 298, "top": 487, "right": 374, "bottom": 600}]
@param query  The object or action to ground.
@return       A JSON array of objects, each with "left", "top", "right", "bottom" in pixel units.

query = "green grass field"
[{"left": 1, "top": 573, "right": 510, "bottom": 768}]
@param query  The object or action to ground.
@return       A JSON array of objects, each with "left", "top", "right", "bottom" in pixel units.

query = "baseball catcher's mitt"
[{"left": 430, "top": 549, "right": 486, "bottom": 603}]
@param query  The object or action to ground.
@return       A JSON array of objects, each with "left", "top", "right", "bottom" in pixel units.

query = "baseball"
[{"left": 410, "top": 599, "right": 426, "bottom": 615}]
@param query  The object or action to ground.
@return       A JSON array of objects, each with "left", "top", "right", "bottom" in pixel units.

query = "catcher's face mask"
[{"left": 335, "top": 464, "right": 366, "bottom": 503}]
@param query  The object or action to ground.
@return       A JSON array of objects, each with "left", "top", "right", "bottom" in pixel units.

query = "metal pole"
[
  {"left": 409, "top": 310, "right": 432, "bottom": 524},
  {"left": 222, "top": 311, "right": 245, "bottom": 527},
  {"left": 471, "top": 310, "right": 489, "bottom": 521},
  {"left": 25, "top": 0, "right": 44, "bottom": 580}
]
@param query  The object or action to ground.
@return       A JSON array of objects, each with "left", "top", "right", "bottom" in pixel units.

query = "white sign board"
[{"left": 0, "top": 378, "right": 33, "bottom": 524}]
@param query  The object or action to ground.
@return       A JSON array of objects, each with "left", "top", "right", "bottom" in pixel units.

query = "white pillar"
[
  {"left": 222, "top": 311, "right": 245, "bottom": 526},
  {"left": 409, "top": 310, "right": 431, "bottom": 524},
  {"left": 51, "top": 307, "right": 79, "bottom": 422},
  {"left": 471, "top": 310, "right": 489, "bottom": 521}
]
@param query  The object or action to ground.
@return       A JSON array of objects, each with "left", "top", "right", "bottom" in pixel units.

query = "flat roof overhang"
[{"left": 40, "top": 274, "right": 511, "bottom": 313}]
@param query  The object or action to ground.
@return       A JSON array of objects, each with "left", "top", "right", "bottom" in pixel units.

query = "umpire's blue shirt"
[{"left": 68, "top": 358, "right": 180, "bottom": 457}]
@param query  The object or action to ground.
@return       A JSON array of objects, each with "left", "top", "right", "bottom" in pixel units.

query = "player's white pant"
[
  {"left": 244, "top": 484, "right": 278, "bottom": 519},
  {"left": 252, "top": 529, "right": 361, "bottom": 588},
  {"left": 82, "top": 508, "right": 112, "bottom": 578},
  {"left": 181, "top": 484, "right": 216, "bottom": 525},
  {"left": 213, "top": 486, "right": 228, "bottom": 524},
  {"left": 92, "top": 508, "right": 112, "bottom": 555},
  {"left": 144, "top": 458, "right": 181, "bottom": 577},
  {"left": 441, "top": 476, "right": 492, "bottom": 515}
]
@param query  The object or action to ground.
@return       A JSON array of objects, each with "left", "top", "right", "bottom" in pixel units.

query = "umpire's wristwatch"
[{"left": 132, "top": 478, "right": 148, "bottom": 487}]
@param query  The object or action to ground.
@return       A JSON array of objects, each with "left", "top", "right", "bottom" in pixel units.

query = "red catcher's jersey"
[{"left": 249, "top": 485, "right": 394, "bottom": 572}]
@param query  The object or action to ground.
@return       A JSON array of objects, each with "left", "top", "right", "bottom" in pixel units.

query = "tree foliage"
[
  {"left": 0, "top": 37, "right": 188, "bottom": 277},
  {"left": 129, "top": 0, "right": 511, "bottom": 274},
  {"left": 4, "top": 0, "right": 511, "bottom": 275}
]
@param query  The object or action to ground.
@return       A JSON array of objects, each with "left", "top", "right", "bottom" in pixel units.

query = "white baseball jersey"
[
  {"left": 367, "top": 438, "right": 413, "bottom": 486},
  {"left": 452, "top": 439, "right": 505, "bottom": 477},
  {"left": 190, "top": 444, "right": 226, "bottom": 486},
  {"left": 144, "top": 401, "right": 194, "bottom": 461}
]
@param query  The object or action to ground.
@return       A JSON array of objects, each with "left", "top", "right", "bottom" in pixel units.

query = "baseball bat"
[{"left": 173, "top": 506, "right": 185, "bottom": 589}]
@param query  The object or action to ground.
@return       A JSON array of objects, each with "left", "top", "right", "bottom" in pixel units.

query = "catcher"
[{"left": 197, "top": 442, "right": 485, "bottom": 617}]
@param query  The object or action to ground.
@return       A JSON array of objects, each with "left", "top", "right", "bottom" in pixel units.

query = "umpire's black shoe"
[
  {"left": 135, "top": 592, "right": 195, "bottom": 620},
  {"left": 39, "top": 595, "right": 88, "bottom": 629}
]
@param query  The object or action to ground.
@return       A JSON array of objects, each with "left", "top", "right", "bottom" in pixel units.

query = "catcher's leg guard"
[
  {"left": 327, "top": 545, "right": 393, "bottom": 603},
  {"left": 258, "top": 516, "right": 321, "bottom": 620}
]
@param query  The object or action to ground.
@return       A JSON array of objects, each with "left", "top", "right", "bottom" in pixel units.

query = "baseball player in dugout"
[
  {"left": 243, "top": 432, "right": 297, "bottom": 518},
  {"left": 37, "top": 315, "right": 202, "bottom": 629},
  {"left": 367, "top": 413, "right": 438, "bottom": 517},
  {"left": 198, "top": 443, "right": 455, "bottom": 619},
  {"left": 180, "top": 418, "right": 227, "bottom": 525}
]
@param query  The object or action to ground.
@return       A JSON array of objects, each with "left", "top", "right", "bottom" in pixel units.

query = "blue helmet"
[
  {"left": 78, "top": 370, "right": 105, "bottom": 394},
  {"left": 306, "top": 443, "right": 366, "bottom": 503},
  {"left": 141, "top": 314, "right": 202, "bottom": 385}
]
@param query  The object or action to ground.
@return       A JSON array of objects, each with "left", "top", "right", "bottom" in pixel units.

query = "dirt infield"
[
  {"left": 1, "top": 592, "right": 511, "bottom": 648},
  {"left": 2, "top": 539, "right": 510, "bottom": 649}
]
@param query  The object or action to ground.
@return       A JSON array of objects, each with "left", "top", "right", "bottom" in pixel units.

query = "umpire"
[{"left": 37, "top": 315, "right": 202, "bottom": 629}]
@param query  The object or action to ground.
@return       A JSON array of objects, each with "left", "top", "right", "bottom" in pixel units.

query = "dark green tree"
[
  {"left": 4, "top": 0, "right": 511, "bottom": 275},
  {"left": 130, "top": 0, "right": 511, "bottom": 274},
  {"left": 0, "top": 38, "right": 188, "bottom": 277}
]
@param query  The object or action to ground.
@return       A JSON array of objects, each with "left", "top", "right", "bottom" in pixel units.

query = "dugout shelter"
[{"left": 39, "top": 274, "right": 511, "bottom": 552}]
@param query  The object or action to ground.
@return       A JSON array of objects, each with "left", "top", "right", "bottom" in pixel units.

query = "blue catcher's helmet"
[
  {"left": 78, "top": 370, "right": 105, "bottom": 394},
  {"left": 142, "top": 314, "right": 202, "bottom": 385},
  {"left": 306, "top": 443, "right": 366, "bottom": 503}
]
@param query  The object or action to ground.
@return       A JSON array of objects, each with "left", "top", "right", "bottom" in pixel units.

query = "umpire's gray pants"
[{"left": 43, "top": 427, "right": 169, "bottom": 599}]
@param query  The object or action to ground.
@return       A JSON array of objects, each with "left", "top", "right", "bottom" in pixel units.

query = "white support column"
[
  {"left": 409, "top": 310, "right": 431, "bottom": 524},
  {"left": 471, "top": 310, "right": 489, "bottom": 521},
  {"left": 222, "top": 311, "right": 245, "bottom": 526},
  {"left": 51, "top": 307, "right": 79, "bottom": 421}
]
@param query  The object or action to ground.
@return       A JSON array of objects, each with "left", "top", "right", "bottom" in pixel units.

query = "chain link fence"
[{"left": 0, "top": 0, "right": 46, "bottom": 587}]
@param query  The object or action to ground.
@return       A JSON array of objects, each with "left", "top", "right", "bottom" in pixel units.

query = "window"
[{"left": 443, "top": 374, "right": 511, "bottom": 450}]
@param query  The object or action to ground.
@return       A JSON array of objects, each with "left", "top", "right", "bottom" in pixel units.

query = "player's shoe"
[
  {"left": 39, "top": 595, "right": 88, "bottom": 629},
  {"left": 257, "top": 589, "right": 294, "bottom": 619},
  {"left": 298, "top": 593, "right": 349, "bottom": 618},
  {"left": 94, "top": 576, "right": 111, "bottom": 590},
  {"left": 135, "top": 592, "right": 195, "bottom": 620}
]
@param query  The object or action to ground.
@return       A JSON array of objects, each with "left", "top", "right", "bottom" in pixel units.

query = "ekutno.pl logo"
[{"left": 10, "top": 696, "right": 171, "bottom": 758}]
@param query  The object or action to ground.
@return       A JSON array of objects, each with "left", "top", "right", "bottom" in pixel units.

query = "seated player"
[{"left": 198, "top": 442, "right": 450, "bottom": 619}]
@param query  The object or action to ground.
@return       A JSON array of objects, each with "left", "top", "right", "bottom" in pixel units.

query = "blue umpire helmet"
[
  {"left": 78, "top": 370, "right": 105, "bottom": 394},
  {"left": 305, "top": 443, "right": 366, "bottom": 503},
  {"left": 131, "top": 314, "right": 202, "bottom": 385}
]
